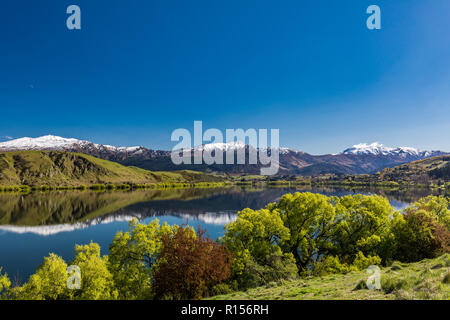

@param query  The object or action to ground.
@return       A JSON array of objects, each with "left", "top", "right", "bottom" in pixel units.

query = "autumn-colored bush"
[{"left": 152, "top": 226, "right": 232, "bottom": 300}]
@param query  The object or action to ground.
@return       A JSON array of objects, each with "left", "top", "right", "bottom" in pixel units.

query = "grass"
[
  {"left": 0, "top": 151, "right": 226, "bottom": 188},
  {"left": 209, "top": 254, "right": 450, "bottom": 300}
]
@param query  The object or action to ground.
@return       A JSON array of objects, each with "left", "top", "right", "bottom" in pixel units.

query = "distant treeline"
[{"left": 0, "top": 182, "right": 230, "bottom": 193}]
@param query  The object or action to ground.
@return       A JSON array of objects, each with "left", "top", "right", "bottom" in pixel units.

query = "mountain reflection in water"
[{"left": 0, "top": 186, "right": 445, "bottom": 282}]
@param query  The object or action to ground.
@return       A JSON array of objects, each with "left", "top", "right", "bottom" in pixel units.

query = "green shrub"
[
  {"left": 390, "top": 262, "right": 403, "bottom": 271},
  {"left": 381, "top": 275, "right": 409, "bottom": 294},
  {"left": 407, "top": 196, "right": 450, "bottom": 230},
  {"left": 352, "top": 252, "right": 382, "bottom": 270},
  {"left": 5, "top": 186, "right": 20, "bottom": 192},
  {"left": 133, "top": 184, "right": 149, "bottom": 189},
  {"left": 312, "top": 256, "right": 354, "bottom": 277},
  {"left": 0, "top": 267, "right": 11, "bottom": 299},
  {"left": 90, "top": 184, "right": 106, "bottom": 191},
  {"left": 353, "top": 279, "right": 368, "bottom": 290},
  {"left": 211, "top": 283, "right": 234, "bottom": 296},
  {"left": 19, "top": 185, "right": 31, "bottom": 193},
  {"left": 443, "top": 271, "right": 450, "bottom": 284},
  {"left": 115, "top": 184, "right": 131, "bottom": 190},
  {"left": 231, "top": 252, "right": 298, "bottom": 290},
  {"left": 392, "top": 209, "right": 450, "bottom": 262}
]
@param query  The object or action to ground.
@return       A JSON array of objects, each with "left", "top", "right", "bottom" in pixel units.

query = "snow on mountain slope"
[
  {"left": 1, "top": 135, "right": 448, "bottom": 175},
  {"left": 194, "top": 141, "right": 248, "bottom": 152},
  {"left": 0, "top": 135, "right": 142, "bottom": 153},
  {"left": 0, "top": 135, "right": 82, "bottom": 150},
  {"left": 342, "top": 142, "right": 443, "bottom": 157},
  {"left": 193, "top": 141, "right": 298, "bottom": 155}
]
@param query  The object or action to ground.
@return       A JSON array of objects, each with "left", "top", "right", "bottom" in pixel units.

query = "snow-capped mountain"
[
  {"left": 0, "top": 135, "right": 157, "bottom": 161},
  {"left": 342, "top": 142, "right": 444, "bottom": 158},
  {"left": 0, "top": 135, "right": 447, "bottom": 175},
  {"left": 192, "top": 141, "right": 298, "bottom": 155},
  {"left": 0, "top": 135, "right": 141, "bottom": 153},
  {"left": 193, "top": 141, "right": 248, "bottom": 152},
  {"left": 0, "top": 135, "right": 81, "bottom": 150}
]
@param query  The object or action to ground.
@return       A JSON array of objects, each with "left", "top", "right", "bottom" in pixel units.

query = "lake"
[{"left": 0, "top": 186, "right": 444, "bottom": 282}]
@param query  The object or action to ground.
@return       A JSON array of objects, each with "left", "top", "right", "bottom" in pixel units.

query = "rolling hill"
[
  {"left": 0, "top": 151, "right": 224, "bottom": 186},
  {"left": 381, "top": 155, "right": 450, "bottom": 184},
  {"left": 210, "top": 254, "right": 450, "bottom": 300}
]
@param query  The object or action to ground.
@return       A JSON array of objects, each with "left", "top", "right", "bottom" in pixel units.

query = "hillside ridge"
[
  {"left": 0, "top": 151, "right": 223, "bottom": 186},
  {"left": 210, "top": 254, "right": 450, "bottom": 300}
]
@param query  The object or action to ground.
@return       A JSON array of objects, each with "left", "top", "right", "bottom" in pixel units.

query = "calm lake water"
[{"left": 0, "top": 186, "right": 444, "bottom": 282}]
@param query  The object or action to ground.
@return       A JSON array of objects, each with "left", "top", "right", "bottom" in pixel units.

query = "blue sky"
[{"left": 0, "top": 0, "right": 449, "bottom": 154}]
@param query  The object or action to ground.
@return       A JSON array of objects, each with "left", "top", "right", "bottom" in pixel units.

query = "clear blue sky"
[{"left": 0, "top": 0, "right": 449, "bottom": 154}]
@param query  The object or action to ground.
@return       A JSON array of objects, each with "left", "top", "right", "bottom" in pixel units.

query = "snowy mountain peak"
[
  {"left": 195, "top": 141, "right": 248, "bottom": 152},
  {"left": 343, "top": 142, "right": 426, "bottom": 157},
  {"left": 0, "top": 135, "right": 143, "bottom": 154},
  {"left": 194, "top": 142, "right": 298, "bottom": 154},
  {"left": 0, "top": 135, "right": 84, "bottom": 150}
]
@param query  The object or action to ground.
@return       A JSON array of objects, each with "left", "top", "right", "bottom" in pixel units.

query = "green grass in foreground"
[{"left": 210, "top": 254, "right": 450, "bottom": 300}]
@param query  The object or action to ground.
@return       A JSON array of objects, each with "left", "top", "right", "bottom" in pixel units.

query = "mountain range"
[{"left": 0, "top": 135, "right": 447, "bottom": 176}]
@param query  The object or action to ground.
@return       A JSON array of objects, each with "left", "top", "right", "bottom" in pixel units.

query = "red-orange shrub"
[{"left": 152, "top": 226, "right": 232, "bottom": 300}]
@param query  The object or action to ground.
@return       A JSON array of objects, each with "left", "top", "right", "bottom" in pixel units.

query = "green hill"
[
  {"left": 210, "top": 254, "right": 450, "bottom": 300},
  {"left": 381, "top": 155, "right": 450, "bottom": 185},
  {"left": 318, "top": 155, "right": 450, "bottom": 188},
  {"left": 0, "top": 151, "right": 224, "bottom": 187}
]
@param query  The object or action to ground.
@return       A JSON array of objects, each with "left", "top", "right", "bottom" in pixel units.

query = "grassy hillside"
[
  {"left": 381, "top": 155, "right": 450, "bottom": 185},
  {"left": 303, "top": 155, "right": 450, "bottom": 189},
  {"left": 0, "top": 151, "right": 224, "bottom": 187},
  {"left": 210, "top": 254, "right": 450, "bottom": 300}
]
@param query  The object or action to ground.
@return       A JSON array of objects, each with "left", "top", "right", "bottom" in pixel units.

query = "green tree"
[
  {"left": 332, "top": 194, "right": 398, "bottom": 264},
  {"left": 71, "top": 242, "right": 118, "bottom": 300},
  {"left": 393, "top": 209, "right": 450, "bottom": 262},
  {"left": 407, "top": 195, "right": 450, "bottom": 230},
  {"left": 108, "top": 218, "right": 175, "bottom": 299},
  {"left": 222, "top": 208, "right": 297, "bottom": 289},
  {"left": 18, "top": 253, "right": 70, "bottom": 300},
  {"left": 270, "top": 192, "right": 337, "bottom": 273},
  {"left": 0, "top": 268, "right": 11, "bottom": 300}
]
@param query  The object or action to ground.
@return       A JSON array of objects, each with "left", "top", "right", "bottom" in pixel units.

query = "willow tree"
[
  {"left": 269, "top": 192, "right": 338, "bottom": 272},
  {"left": 222, "top": 207, "right": 297, "bottom": 289},
  {"left": 108, "top": 219, "right": 176, "bottom": 299}
]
